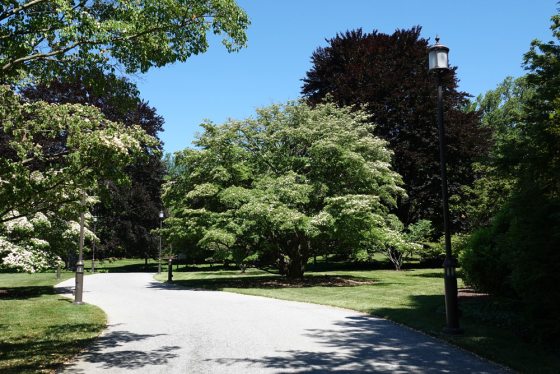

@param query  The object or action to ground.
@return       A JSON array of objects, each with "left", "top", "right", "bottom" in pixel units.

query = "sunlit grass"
[{"left": 0, "top": 272, "right": 106, "bottom": 373}]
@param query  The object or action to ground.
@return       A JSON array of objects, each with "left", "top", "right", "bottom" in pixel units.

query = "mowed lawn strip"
[
  {"left": 156, "top": 266, "right": 559, "bottom": 374},
  {"left": 0, "top": 273, "right": 106, "bottom": 374}
]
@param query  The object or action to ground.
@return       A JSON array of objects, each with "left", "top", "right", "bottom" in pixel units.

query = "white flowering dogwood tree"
[
  {"left": 0, "top": 86, "right": 155, "bottom": 271},
  {"left": 163, "top": 101, "right": 423, "bottom": 278},
  {"left": 0, "top": 0, "right": 250, "bottom": 272}
]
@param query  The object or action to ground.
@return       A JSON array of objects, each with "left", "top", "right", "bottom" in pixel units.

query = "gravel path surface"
[{"left": 55, "top": 273, "right": 508, "bottom": 373}]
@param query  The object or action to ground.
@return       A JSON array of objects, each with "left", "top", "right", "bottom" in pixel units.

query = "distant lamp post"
[
  {"left": 74, "top": 193, "right": 86, "bottom": 304},
  {"left": 91, "top": 216, "right": 97, "bottom": 273},
  {"left": 428, "top": 36, "right": 461, "bottom": 334},
  {"left": 158, "top": 210, "right": 164, "bottom": 274}
]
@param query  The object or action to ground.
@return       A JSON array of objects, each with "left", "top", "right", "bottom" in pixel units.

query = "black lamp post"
[
  {"left": 428, "top": 36, "right": 461, "bottom": 333},
  {"left": 91, "top": 216, "right": 97, "bottom": 273},
  {"left": 158, "top": 210, "right": 164, "bottom": 274},
  {"left": 74, "top": 193, "right": 86, "bottom": 304}
]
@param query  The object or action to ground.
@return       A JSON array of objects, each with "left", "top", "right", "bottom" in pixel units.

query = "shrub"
[
  {"left": 461, "top": 190, "right": 560, "bottom": 342},
  {"left": 460, "top": 224, "right": 513, "bottom": 296},
  {"left": 418, "top": 234, "right": 468, "bottom": 268}
]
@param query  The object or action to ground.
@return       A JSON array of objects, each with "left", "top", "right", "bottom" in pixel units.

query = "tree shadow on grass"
[
  {"left": 149, "top": 274, "right": 377, "bottom": 291},
  {"left": 207, "top": 313, "right": 507, "bottom": 373},
  {"left": 409, "top": 271, "right": 444, "bottom": 278},
  {"left": 370, "top": 294, "right": 560, "bottom": 373},
  {"left": 61, "top": 328, "right": 180, "bottom": 373},
  {"left": 0, "top": 323, "right": 103, "bottom": 374},
  {"left": 0, "top": 285, "right": 55, "bottom": 300}
]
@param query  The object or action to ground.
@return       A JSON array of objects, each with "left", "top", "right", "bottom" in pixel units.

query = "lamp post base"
[
  {"left": 443, "top": 256, "right": 461, "bottom": 333},
  {"left": 74, "top": 261, "right": 84, "bottom": 305},
  {"left": 442, "top": 326, "right": 464, "bottom": 335},
  {"left": 167, "top": 258, "right": 173, "bottom": 283}
]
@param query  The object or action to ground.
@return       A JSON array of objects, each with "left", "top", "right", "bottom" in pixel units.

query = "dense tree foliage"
[
  {"left": 163, "top": 101, "right": 426, "bottom": 277},
  {"left": 302, "top": 27, "right": 489, "bottom": 232},
  {"left": 21, "top": 70, "right": 166, "bottom": 260},
  {"left": 461, "top": 15, "right": 560, "bottom": 342},
  {"left": 459, "top": 77, "right": 533, "bottom": 227},
  {"left": 1, "top": 0, "right": 249, "bottom": 271},
  {"left": 0, "top": 0, "right": 249, "bottom": 82},
  {"left": 0, "top": 85, "right": 155, "bottom": 271}
]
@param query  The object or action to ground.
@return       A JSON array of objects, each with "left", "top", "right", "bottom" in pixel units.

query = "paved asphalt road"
[{"left": 55, "top": 273, "right": 508, "bottom": 373}]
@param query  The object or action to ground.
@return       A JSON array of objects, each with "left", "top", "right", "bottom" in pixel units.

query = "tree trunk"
[
  {"left": 284, "top": 239, "right": 310, "bottom": 279},
  {"left": 278, "top": 255, "right": 287, "bottom": 276},
  {"left": 285, "top": 254, "right": 305, "bottom": 279},
  {"left": 388, "top": 248, "right": 403, "bottom": 271}
]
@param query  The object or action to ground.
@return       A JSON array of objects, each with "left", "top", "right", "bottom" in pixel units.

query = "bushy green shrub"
[
  {"left": 460, "top": 222, "right": 513, "bottom": 296},
  {"left": 503, "top": 190, "right": 560, "bottom": 342},
  {"left": 461, "top": 190, "right": 560, "bottom": 342},
  {"left": 418, "top": 233, "right": 468, "bottom": 268}
]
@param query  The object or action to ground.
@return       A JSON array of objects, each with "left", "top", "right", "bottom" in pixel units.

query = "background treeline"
[
  {"left": 2, "top": 0, "right": 558, "bottom": 344},
  {"left": 163, "top": 27, "right": 486, "bottom": 273},
  {"left": 163, "top": 20, "right": 560, "bottom": 343}
]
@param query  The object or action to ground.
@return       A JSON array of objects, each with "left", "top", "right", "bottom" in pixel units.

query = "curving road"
[{"left": 55, "top": 273, "right": 508, "bottom": 373}]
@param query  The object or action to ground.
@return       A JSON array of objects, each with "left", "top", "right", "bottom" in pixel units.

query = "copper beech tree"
[{"left": 302, "top": 27, "right": 489, "bottom": 232}]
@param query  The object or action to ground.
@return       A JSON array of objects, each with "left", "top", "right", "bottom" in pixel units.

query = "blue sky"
[{"left": 135, "top": 1, "right": 558, "bottom": 154}]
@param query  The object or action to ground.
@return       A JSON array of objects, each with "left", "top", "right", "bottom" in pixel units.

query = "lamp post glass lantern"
[
  {"left": 428, "top": 36, "right": 461, "bottom": 333},
  {"left": 428, "top": 36, "right": 449, "bottom": 70},
  {"left": 158, "top": 210, "right": 164, "bottom": 274}
]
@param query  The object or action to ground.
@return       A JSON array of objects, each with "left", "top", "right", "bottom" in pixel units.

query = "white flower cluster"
[
  {"left": 63, "top": 220, "right": 98, "bottom": 242},
  {"left": 0, "top": 236, "right": 56, "bottom": 273},
  {"left": 3, "top": 212, "right": 34, "bottom": 234},
  {"left": 30, "top": 212, "right": 51, "bottom": 228},
  {"left": 30, "top": 170, "right": 44, "bottom": 182},
  {"left": 65, "top": 220, "right": 81, "bottom": 236},
  {"left": 310, "top": 211, "right": 333, "bottom": 227},
  {"left": 29, "top": 238, "right": 50, "bottom": 249},
  {"left": 98, "top": 132, "right": 140, "bottom": 154}
]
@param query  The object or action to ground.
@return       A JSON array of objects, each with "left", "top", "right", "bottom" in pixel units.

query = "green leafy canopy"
[
  {"left": 0, "top": 0, "right": 250, "bottom": 82},
  {"left": 163, "top": 101, "right": 419, "bottom": 277}
]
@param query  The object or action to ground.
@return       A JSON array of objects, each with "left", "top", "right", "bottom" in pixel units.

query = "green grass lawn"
[
  {"left": 155, "top": 265, "right": 560, "bottom": 374},
  {"left": 85, "top": 257, "right": 161, "bottom": 273},
  {"left": 0, "top": 272, "right": 106, "bottom": 373}
]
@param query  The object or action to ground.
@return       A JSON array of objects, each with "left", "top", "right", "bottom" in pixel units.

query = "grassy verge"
[
  {"left": 0, "top": 272, "right": 106, "bottom": 373},
  {"left": 155, "top": 266, "right": 559, "bottom": 373}
]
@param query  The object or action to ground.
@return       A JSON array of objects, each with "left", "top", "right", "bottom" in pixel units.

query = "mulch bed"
[
  {"left": 223, "top": 275, "right": 376, "bottom": 288},
  {"left": 457, "top": 287, "right": 490, "bottom": 299},
  {"left": 192, "top": 275, "right": 375, "bottom": 289}
]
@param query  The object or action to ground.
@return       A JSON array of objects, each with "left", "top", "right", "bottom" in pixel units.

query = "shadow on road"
[
  {"left": 207, "top": 315, "right": 505, "bottom": 373},
  {"left": 63, "top": 329, "right": 180, "bottom": 373}
]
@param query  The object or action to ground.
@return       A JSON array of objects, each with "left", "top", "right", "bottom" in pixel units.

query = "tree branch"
[
  {"left": 0, "top": 166, "right": 88, "bottom": 221},
  {"left": 1, "top": 18, "right": 199, "bottom": 72},
  {"left": 21, "top": 149, "right": 70, "bottom": 166},
  {"left": 0, "top": 0, "right": 49, "bottom": 22}
]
